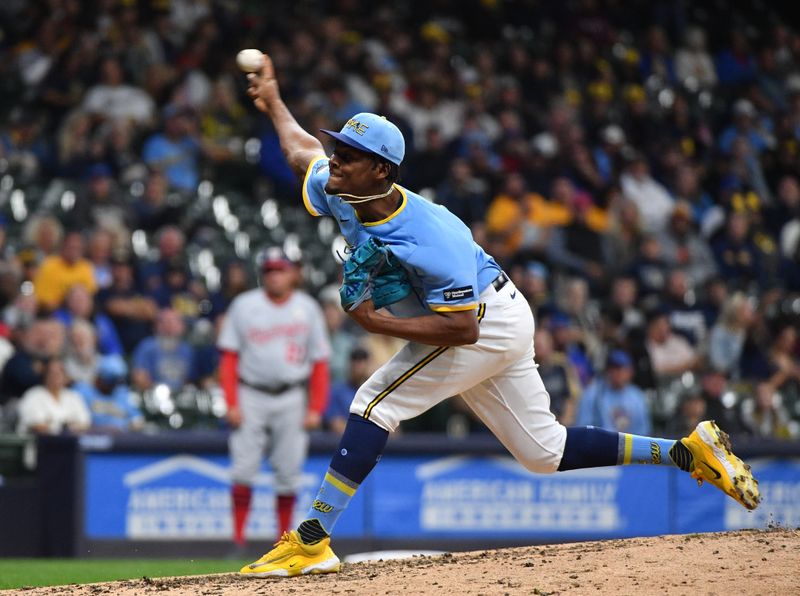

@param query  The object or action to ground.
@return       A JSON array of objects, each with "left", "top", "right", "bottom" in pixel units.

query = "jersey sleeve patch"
[
  {"left": 443, "top": 286, "right": 475, "bottom": 301},
  {"left": 302, "top": 157, "right": 333, "bottom": 217}
]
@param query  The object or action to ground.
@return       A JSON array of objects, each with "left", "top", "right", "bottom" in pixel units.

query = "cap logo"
[
  {"left": 381, "top": 144, "right": 388, "bottom": 153},
  {"left": 344, "top": 118, "right": 369, "bottom": 136}
]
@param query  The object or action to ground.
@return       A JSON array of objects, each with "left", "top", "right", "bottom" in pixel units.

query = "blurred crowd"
[{"left": 1, "top": 0, "right": 800, "bottom": 440}]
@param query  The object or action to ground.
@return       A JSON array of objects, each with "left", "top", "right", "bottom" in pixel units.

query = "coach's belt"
[
  {"left": 239, "top": 378, "right": 304, "bottom": 395},
  {"left": 491, "top": 271, "right": 509, "bottom": 292}
]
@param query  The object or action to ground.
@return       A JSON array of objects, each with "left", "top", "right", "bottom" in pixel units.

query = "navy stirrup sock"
[
  {"left": 558, "top": 426, "right": 682, "bottom": 471},
  {"left": 297, "top": 414, "right": 389, "bottom": 543},
  {"left": 558, "top": 426, "right": 620, "bottom": 471},
  {"left": 329, "top": 413, "right": 389, "bottom": 483}
]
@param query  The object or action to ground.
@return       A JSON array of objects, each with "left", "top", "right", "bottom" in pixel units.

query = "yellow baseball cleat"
[
  {"left": 681, "top": 420, "right": 761, "bottom": 510},
  {"left": 240, "top": 530, "right": 341, "bottom": 577}
]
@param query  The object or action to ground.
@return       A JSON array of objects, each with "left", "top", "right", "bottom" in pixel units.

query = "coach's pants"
[
  {"left": 229, "top": 385, "right": 308, "bottom": 493},
  {"left": 349, "top": 280, "right": 567, "bottom": 473}
]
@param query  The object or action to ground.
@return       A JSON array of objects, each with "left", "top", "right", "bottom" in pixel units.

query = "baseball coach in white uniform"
[{"left": 217, "top": 247, "right": 331, "bottom": 548}]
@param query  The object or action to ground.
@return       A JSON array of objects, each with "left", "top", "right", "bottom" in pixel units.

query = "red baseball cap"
[{"left": 260, "top": 247, "right": 294, "bottom": 272}]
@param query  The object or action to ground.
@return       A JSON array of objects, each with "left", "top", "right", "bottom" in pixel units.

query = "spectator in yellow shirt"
[
  {"left": 486, "top": 174, "right": 608, "bottom": 261},
  {"left": 485, "top": 173, "right": 554, "bottom": 261},
  {"left": 33, "top": 230, "right": 96, "bottom": 312}
]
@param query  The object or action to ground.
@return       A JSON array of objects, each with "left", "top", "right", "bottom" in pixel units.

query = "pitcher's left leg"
[
  {"left": 461, "top": 357, "right": 760, "bottom": 510},
  {"left": 459, "top": 353, "right": 567, "bottom": 474}
]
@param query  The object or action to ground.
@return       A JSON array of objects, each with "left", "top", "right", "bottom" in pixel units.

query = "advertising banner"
[
  {"left": 83, "top": 453, "right": 796, "bottom": 541},
  {"left": 370, "top": 455, "right": 670, "bottom": 539},
  {"left": 84, "top": 453, "right": 367, "bottom": 540}
]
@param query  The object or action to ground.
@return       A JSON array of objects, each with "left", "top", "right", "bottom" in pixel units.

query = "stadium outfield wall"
[{"left": 0, "top": 432, "right": 798, "bottom": 557}]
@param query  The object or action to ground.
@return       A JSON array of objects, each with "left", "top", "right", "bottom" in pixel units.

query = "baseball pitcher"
[
  {"left": 217, "top": 247, "right": 330, "bottom": 549},
  {"left": 238, "top": 52, "right": 760, "bottom": 578}
]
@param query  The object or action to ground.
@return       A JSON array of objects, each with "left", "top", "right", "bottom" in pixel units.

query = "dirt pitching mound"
[{"left": 16, "top": 528, "right": 800, "bottom": 595}]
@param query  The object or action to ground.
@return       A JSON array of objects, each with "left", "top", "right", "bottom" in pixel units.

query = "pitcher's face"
[{"left": 325, "top": 143, "right": 384, "bottom": 196}]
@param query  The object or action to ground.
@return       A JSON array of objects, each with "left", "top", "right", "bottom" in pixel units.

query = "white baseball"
[{"left": 236, "top": 49, "right": 264, "bottom": 73}]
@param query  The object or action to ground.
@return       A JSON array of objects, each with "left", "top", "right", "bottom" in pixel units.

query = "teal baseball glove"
[
  {"left": 339, "top": 237, "right": 412, "bottom": 311},
  {"left": 372, "top": 262, "right": 413, "bottom": 309}
]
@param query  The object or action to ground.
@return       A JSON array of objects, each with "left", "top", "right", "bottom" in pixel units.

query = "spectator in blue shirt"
[
  {"left": 324, "top": 347, "right": 371, "bottom": 434},
  {"left": 136, "top": 226, "right": 188, "bottom": 295},
  {"left": 131, "top": 308, "right": 194, "bottom": 393},
  {"left": 435, "top": 158, "right": 489, "bottom": 230},
  {"left": 639, "top": 25, "right": 676, "bottom": 85},
  {"left": 74, "top": 354, "right": 143, "bottom": 431},
  {"left": 0, "top": 108, "right": 52, "bottom": 183},
  {"left": 718, "top": 99, "right": 770, "bottom": 155},
  {"left": 258, "top": 122, "right": 301, "bottom": 200},
  {"left": 575, "top": 349, "right": 652, "bottom": 435},
  {"left": 148, "top": 257, "right": 204, "bottom": 322},
  {"left": 711, "top": 212, "right": 763, "bottom": 289},
  {"left": 661, "top": 269, "right": 708, "bottom": 346},
  {"left": 534, "top": 328, "right": 581, "bottom": 425},
  {"left": 627, "top": 235, "right": 669, "bottom": 298},
  {"left": 592, "top": 125, "right": 626, "bottom": 185},
  {"left": 715, "top": 30, "right": 758, "bottom": 87},
  {"left": 53, "top": 284, "right": 123, "bottom": 356},
  {"left": 96, "top": 255, "right": 158, "bottom": 355},
  {"left": 548, "top": 313, "right": 594, "bottom": 388},
  {"left": 142, "top": 106, "right": 201, "bottom": 192}
]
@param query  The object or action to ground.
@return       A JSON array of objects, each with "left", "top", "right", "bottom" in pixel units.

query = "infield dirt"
[{"left": 12, "top": 528, "right": 800, "bottom": 595}]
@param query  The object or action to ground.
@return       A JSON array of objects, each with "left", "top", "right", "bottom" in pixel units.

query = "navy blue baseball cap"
[
  {"left": 321, "top": 113, "right": 405, "bottom": 165},
  {"left": 549, "top": 312, "right": 572, "bottom": 330},
  {"left": 88, "top": 163, "right": 113, "bottom": 179},
  {"left": 607, "top": 349, "right": 633, "bottom": 368}
]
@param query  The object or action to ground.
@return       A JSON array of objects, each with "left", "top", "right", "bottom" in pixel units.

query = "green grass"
[{"left": 0, "top": 559, "right": 237, "bottom": 590}]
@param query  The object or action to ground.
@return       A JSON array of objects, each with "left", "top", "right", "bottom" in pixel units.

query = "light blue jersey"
[
  {"left": 73, "top": 382, "right": 142, "bottom": 430},
  {"left": 303, "top": 157, "right": 501, "bottom": 317}
]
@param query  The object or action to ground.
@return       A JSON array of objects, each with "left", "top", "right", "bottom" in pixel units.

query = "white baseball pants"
[{"left": 350, "top": 279, "right": 568, "bottom": 473}]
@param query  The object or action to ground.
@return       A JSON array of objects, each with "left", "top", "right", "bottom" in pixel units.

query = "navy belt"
[
  {"left": 239, "top": 378, "right": 304, "bottom": 395},
  {"left": 491, "top": 271, "right": 509, "bottom": 292}
]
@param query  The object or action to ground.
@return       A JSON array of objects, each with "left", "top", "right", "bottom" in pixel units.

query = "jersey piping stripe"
[
  {"left": 477, "top": 303, "right": 487, "bottom": 323},
  {"left": 363, "top": 345, "right": 449, "bottom": 420},
  {"left": 301, "top": 157, "right": 326, "bottom": 217},
  {"left": 429, "top": 303, "right": 478, "bottom": 313}
]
